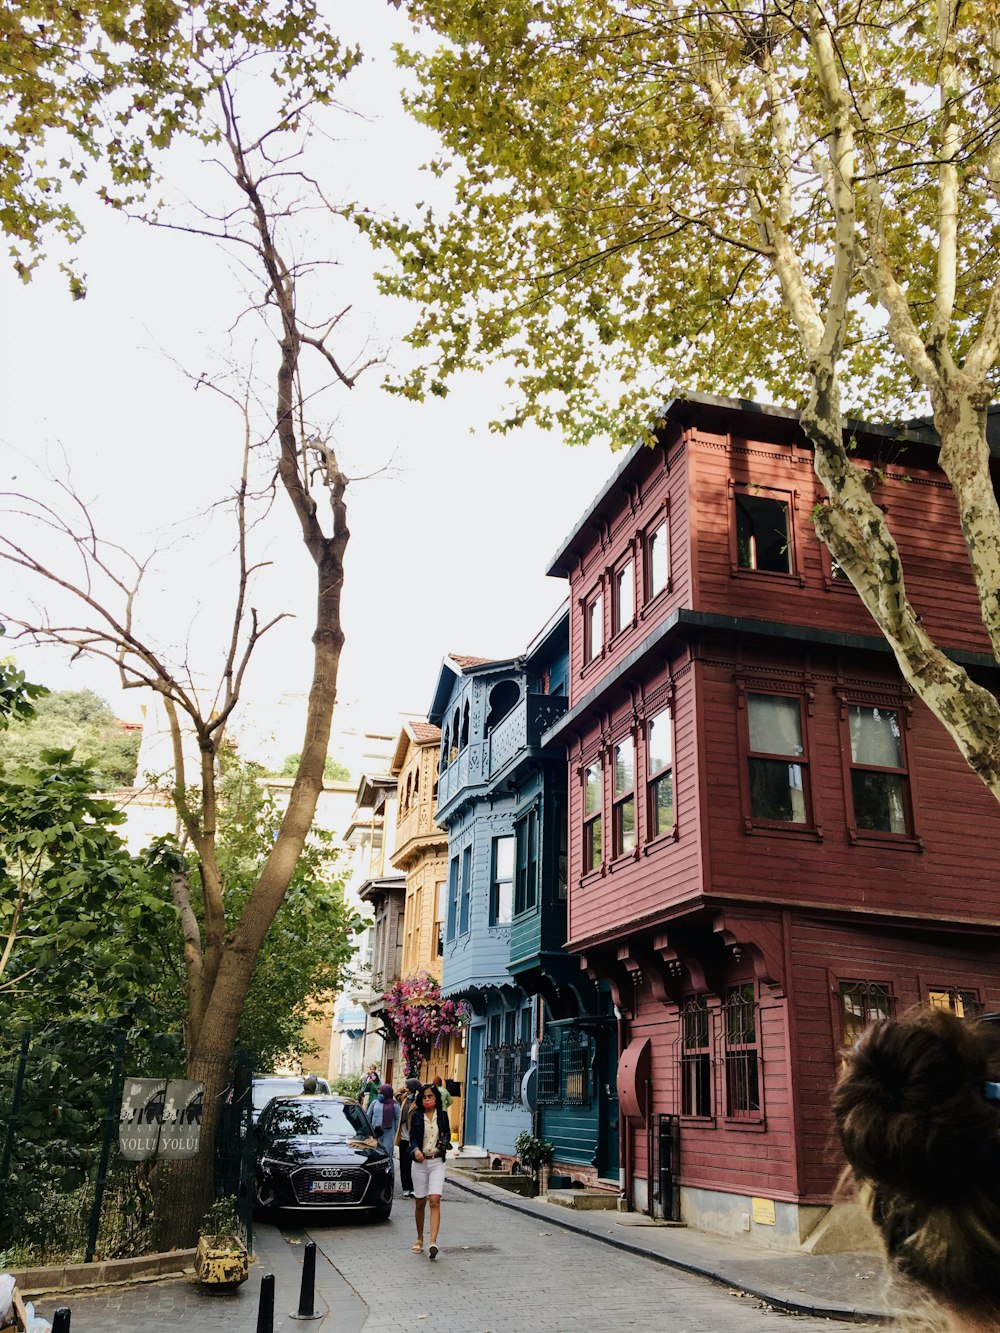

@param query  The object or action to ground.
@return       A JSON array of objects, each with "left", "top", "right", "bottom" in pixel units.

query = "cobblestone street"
[{"left": 49, "top": 1180, "right": 890, "bottom": 1333}]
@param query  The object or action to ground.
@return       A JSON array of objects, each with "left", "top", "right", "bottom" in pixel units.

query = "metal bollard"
[
  {"left": 256, "top": 1272, "right": 275, "bottom": 1333},
  {"left": 52, "top": 1311, "right": 71, "bottom": 1333},
  {"left": 296, "top": 1240, "right": 317, "bottom": 1317}
]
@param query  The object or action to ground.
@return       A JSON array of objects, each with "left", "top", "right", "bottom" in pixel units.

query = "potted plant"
[
  {"left": 194, "top": 1196, "right": 250, "bottom": 1290},
  {"left": 514, "top": 1132, "right": 555, "bottom": 1198}
]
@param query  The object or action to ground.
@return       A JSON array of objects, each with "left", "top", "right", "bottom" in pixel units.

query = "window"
[
  {"left": 929, "top": 988, "right": 980, "bottom": 1018},
  {"left": 514, "top": 808, "right": 539, "bottom": 915},
  {"left": 735, "top": 486, "right": 791, "bottom": 573},
  {"left": 459, "top": 845, "right": 472, "bottom": 935},
  {"left": 613, "top": 558, "right": 635, "bottom": 635},
  {"left": 538, "top": 1037, "right": 561, "bottom": 1106},
  {"left": 451, "top": 708, "right": 460, "bottom": 762},
  {"left": 723, "top": 983, "right": 761, "bottom": 1118},
  {"left": 487, "top": 679, "right": 519, "bottom": 730},
  {"left": 747, "top": 693, "right": 807, "bottom": 824},
  {"left": 647, "top": 707, "right": 674, "bottom": 838},
  {"left": 435, "top": 879, "right": 447, "bottom": 957},
  {"left": 646, "top": 518, "right": 669, "bottom": 600},
  {"left": 491, "top": 836, "right": 514, "bottom": 925},
  {"left": 583, "top": 762, "right": 602, "bottom": 872},
  {"left": 839, "top": 980, "right": 893, "bottom": 1045},
  {"left": 483, "top": 1046, "right": 499, "bottom": 1104},
  {"left": 440, "top": 727, "right": 450, "bottom": 772},
  {"left": 564, "top": 1030, "right": 590, "bottom": 1107},
  {"left": 584, "top": 589, "right": 603, "bottom": 663},
  {"left": 848, "top": 705, "right": 908, "bottom": 834},
  {"left": 680, "top": 997, "right": 712, "bottom": 1117},
  {"left": 446, "top": 857, "right": 459, "bottom": 942},
  {"left": 460, "top": 701, "right": 470, "bottom": 748},
  {"left": 613, "top": 736, "right": 636, "bottom": 856}
]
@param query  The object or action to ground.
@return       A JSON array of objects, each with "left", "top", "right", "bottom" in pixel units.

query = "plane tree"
[
  {"left": 372, "top": 0, "right": 1000, "bottom": 798},
  {"left": 0, "top": 29, "right": 374, "bottom": 1239}
]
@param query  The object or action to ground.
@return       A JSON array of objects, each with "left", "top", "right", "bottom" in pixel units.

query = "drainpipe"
[
  {"left": 646, "top": 1077, "right": 654, "bottom": 1219},
  {"left": 616, "top": 1005, "right": 633, "bottom": 1211}
]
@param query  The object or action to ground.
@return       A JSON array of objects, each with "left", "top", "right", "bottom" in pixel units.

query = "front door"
[
  {"left": 596, "top": 1025, "right": 620, "bottom": 1181},
  {"left": 463, "top": 1024, "right": 483, "bottom": 1147}
]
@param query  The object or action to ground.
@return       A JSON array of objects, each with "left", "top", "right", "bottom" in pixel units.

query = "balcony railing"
[{"left": 488, "top": 693, "right": 568, "bottom": 779}]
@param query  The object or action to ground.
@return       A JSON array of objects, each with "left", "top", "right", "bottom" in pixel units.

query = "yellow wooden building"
[{"left": 390, "top": 720, "right": 465, "bottom": 1138}]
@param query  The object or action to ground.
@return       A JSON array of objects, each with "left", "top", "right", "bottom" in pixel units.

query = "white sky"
[{"left": 0, "top": 6, "right": 618, "bottom": 760}]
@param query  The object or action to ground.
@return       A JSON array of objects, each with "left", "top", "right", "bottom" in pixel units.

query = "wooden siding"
[
  {"left": 566, "top": 429, "right": 694, "bottom": 708},
  {"left": 688, "top": 428, "right": 992, "bottom": 656},
  {"left": 440, "top": 799, "right": 518, "bottom": 996},
  {"left": 567, "top": 657, "right": 706, "bottom": 948},
  {"left": 625, "top": 978, "right": 798, "bottom": 1201},
  {"left": 699, "top": 645, "right": 1000, "bottom": 923},
  {"left": 789, "top": 917, "right": 1000, "bottom": 1198}
]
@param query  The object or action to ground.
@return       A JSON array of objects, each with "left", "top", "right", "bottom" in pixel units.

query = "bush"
[{"left": 331, "top": 1072, "right": 362, "bottom": 1101}]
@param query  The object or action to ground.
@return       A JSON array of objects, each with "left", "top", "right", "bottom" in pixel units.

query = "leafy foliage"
[
  {"left": 0, "top": 687, "right": 141, "bottom": 786},
  {"left": 373, "top": 2, "right": 1000, "bottom": 441},
  {"left": 1, "top": 0, "right": 362, "bottom": 286},
  {"left": 196, "top": 756, "right": 363, "bottom": 1070},
  {"left": 277, "top": 752, "right": 351, "bottom": 783},
  {"left": 382, "top": 970, "right": 469, "bottom": 1076}
]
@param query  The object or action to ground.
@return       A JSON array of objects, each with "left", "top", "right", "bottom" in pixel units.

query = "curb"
[
  {"left": 10, "top": 1248, "right": 197, "bottom": 1297},
  {"left": 446, "top": 1171, "right": 889, "bottom": 1326}
]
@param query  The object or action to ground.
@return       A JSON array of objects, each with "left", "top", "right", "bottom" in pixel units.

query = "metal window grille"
[
  {"left": 483, "top": 1046, "right": 500, "bottom": 1104},
  {"left": 838, "top": 980, "right": 894, "bottom": 1046},
  {"left": 537, "top": 1038, "right": 561, "bottom": 1106},
  {"left": 721, "top": 984, "right": 761, "bottom": 1120},
  {"left": 680, "top": 997, "right": 712, "bottom": 1117},
  {"left": 497, "top": 1046, "right": 515, "bottom": 1103},
  {"left": 928, "top": 987, "right": 981, "bottom": 1020},
  {"left": 513, "top": 1040, "right": 531, "bottom": 1097},
  {"left": 564, "top": 1031, "right": 590, "bottom": 1107}
]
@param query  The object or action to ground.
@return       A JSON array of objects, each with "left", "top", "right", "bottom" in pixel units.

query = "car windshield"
[{"left": 261, "top": 1098, "right": 369, "bottom": 1139}]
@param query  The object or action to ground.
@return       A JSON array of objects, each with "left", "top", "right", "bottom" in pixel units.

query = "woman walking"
[
  {"left": 367, "top": 1083, "right": 400, "bottom": 1161},
  {"left": 409, "top": 1082, "right": 451, "bottom": 1260}
]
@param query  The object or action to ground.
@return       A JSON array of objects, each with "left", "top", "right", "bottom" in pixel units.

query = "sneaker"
[{"left": 402, "top": 1190, "right": 414, "bottom": 1198}]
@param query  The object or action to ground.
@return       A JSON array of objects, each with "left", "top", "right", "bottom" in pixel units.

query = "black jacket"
[{"left": 408, "top": 1107, "right": 451, "bottom": 1162}]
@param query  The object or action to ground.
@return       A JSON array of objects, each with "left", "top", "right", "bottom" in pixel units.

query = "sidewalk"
[
  {"left": 21, "top": 1225, "right": 367, "bottom": 1332},
  {"left": 445, "top": 1170, "right": 898, "bottom": 1325}
]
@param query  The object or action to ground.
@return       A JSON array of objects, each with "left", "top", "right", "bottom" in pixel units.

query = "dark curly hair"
[{"left": 832, "top": 1007, "right": 1000, "bottom": 1323}]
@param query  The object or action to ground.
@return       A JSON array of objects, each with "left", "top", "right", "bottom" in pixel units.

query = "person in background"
[
  {"left": 367, "top": 1083, "right": 400, "bottom": 1161},
  {"left": 408, "top": 1082, "right": 451, "bottom": 1261},
  {"left": 301, "top": 1075, "right": 318, "bottom": 1094},
  {"left": 396, "top": 1076, "right": 421, "bottom": 1198},
  {"left": 359, "top": 1062, "right": 380, "bottom": 1107},
  {"left": 433, "top": 1074, "right": 453, "bottom": 1118},
  {"left": 833, "top": 1006, "right": 1000, "bottom": 1333}
]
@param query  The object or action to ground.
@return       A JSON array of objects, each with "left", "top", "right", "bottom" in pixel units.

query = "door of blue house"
[{"left": 464, "top": 1024, "right": 484, "bottom": 1146}]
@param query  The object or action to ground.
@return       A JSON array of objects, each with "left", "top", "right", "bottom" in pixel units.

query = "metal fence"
[{"left": 0, "top": 1024, "right": 254, "bottom": 1265}]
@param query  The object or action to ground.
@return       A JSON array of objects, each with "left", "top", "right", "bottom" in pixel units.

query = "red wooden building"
[{"left": 543, "top": 392, "right": 1000, "bottom": 1250}]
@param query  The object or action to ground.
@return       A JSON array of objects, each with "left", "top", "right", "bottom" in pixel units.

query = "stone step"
[{"left": 545, "top": 1188, "right": 620, "bottom": 1211}]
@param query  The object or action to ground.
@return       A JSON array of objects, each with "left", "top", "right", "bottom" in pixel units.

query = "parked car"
[
  {"left": 251, "top": 1075, "right": 331, "bottom": 1125},
  {"left": 254, "top": 1095, "right": 393, "bottom": 1220}
]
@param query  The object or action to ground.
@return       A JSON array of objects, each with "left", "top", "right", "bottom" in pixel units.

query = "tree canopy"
[
  {"left": 1, "top": 0, "right": 360, "bottom": 288},
  {"left": 0, "top": 686, "right": 141, "bottom": 786},
  {"left": 374, "top": 0, "right": 1000, "bottom": 799}
]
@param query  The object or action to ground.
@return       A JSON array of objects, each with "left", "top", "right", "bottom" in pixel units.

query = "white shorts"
[{"left": 411, "top": 1155, "right": 446, "bottom": 1198}]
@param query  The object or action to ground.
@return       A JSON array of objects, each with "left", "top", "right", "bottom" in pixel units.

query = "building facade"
[{"left": 544, "top": 392, "right": 1000, "bottom": 1248}]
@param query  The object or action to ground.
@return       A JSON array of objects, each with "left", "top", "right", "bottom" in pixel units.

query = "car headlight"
[
  {"left": 260, "top": 1156, "right": 286, "bottom": 1173},
  {"left": 369, "top": 1157, "right": 392, "bottom": 1173}
]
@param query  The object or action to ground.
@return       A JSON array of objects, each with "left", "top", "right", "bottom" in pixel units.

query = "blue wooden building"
[{"left": 431, "top": 619, "right": 619, "bottom": 1186}]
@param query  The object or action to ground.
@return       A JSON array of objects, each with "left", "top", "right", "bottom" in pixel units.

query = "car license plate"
[{"left": 309, "top": 1179, "right": 352, "bottom": 1194}]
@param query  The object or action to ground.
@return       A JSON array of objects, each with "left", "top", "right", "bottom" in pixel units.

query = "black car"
[{"left": 254, "top": 1095, "right": 393, "bottom": 1220}]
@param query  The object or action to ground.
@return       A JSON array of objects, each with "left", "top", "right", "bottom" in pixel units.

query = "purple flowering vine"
[{"left": 383, "top": 970, "right": 469, "bottom": 1076}]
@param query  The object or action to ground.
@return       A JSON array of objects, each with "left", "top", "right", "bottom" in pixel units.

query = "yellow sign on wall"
[{"left": 751, "top": 1197, "right": 777, "bottom": 1226}]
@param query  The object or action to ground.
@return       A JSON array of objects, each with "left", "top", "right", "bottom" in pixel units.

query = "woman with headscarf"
[{"left": 367, "top": 1083, "right": 400, "bottom": 1162}]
